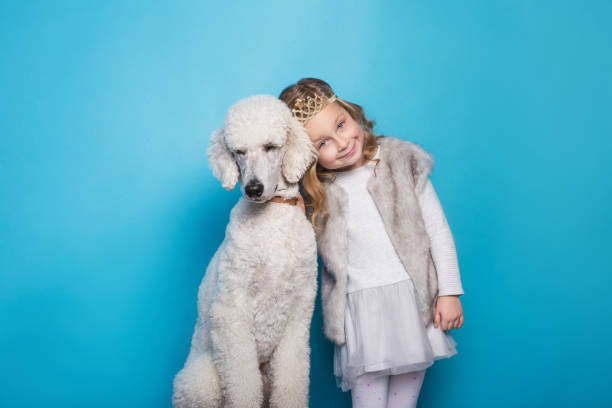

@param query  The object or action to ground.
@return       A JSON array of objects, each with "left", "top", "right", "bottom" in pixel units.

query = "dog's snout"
[{"left": 245, "top": 180, "right": 264, "bottom": 198}]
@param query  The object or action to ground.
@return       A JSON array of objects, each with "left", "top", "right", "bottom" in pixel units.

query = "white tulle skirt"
[{"left": 333, "top": 278, "right": 458, "bottom": 391}]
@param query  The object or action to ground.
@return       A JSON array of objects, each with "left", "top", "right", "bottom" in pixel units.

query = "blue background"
[{"left": 1, "top": 1, "right": 611, "bottom": 406}]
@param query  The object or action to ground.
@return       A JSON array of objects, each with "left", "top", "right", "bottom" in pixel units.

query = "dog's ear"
[
  {"left": 207, "top": 128, "right": 239, "bottom": 190},
  {"left": 282, "top": 116, "right": 317, "bottom": 183}
]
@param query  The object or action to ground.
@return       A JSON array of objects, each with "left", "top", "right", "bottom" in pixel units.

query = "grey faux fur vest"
[{"left": 316, "top": 136, "right": 439, "bottom": 345}]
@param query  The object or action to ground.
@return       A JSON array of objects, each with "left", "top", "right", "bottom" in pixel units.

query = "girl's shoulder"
[{"left": 377, "top": 136, "right": 435, "bottom": 181}]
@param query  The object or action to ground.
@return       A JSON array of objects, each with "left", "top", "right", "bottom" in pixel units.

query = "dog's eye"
[
  {"left": 234, "top": 150, "right": 246, "bottom": 156},
  {"left": 264, "top": 144, "right": 278, "bottom": 152}
]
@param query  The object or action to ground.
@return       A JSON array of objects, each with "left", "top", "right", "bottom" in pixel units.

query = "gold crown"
[{"left": 292, "top": 93, "right": 337, "bottom": 125}]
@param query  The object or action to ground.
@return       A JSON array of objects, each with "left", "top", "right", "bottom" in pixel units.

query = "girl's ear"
[
  {"left": 282, "top": 116, "right": 318, "bottom": 183},
  {"left": 206, "top": 128, "right": 239, "bottom": 190}
]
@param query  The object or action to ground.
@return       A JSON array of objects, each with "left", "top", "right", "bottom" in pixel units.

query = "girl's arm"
[
  {"left": 418, "top": 178, "right": 464, "bottom": 296},
  {"left": 418, "top": 178, "right": 465, "bottom": 330}
]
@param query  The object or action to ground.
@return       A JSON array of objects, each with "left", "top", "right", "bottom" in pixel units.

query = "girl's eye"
[
  {"left": 337, "top": 121, "right": 344, "bottom": 130},
  {"left": 318, "top": 140, "right": 328, "bottom": 149}
]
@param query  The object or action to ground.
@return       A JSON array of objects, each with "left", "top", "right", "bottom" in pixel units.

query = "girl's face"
[{"left": 304, "top": 102, "right": 365, "bottom": 171}]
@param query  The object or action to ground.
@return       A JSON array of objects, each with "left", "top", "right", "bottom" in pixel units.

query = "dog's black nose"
[{"left": 245, "top": 180, "right": 264, "bottom": 198}]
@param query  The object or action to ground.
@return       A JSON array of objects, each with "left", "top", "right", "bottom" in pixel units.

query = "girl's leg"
[
  {"left": 386, "top": 369, "right": 426, "bottom": 408},
  {"left": 350, "top": 372, "right": 389, "bottom": 408}
]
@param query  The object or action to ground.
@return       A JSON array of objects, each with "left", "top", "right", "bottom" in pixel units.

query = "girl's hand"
[{"left": 434, "top": 295, "right": 464, "bottom": 331}]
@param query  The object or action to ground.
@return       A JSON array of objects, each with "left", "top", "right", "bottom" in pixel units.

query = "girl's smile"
[
  {"left": 304, "top": 101, "right": 365, "bottom": 171},
  {"left": 339, "top": 139, "right": 357, "bottom": 160}
]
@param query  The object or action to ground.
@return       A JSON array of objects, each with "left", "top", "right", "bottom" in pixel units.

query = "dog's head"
[{"left": 207, "top": 95, "right": 317, "bottom": 202}]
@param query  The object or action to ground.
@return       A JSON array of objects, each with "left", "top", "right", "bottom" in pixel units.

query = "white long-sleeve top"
[
  {"left": 419, "top": 178, "right": 464, "bottom": 296},
  {"left": 333, "top": 147, "right": 464, "bottom": 296}
]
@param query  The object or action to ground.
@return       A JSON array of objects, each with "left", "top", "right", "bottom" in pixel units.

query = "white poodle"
[{"left": 172, "top": 95, "right": 319, "bottom": 408}]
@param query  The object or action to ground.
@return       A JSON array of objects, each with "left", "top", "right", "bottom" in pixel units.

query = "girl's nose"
[{"left": 337, "top": 134, "right": 350, "bottom": 151}]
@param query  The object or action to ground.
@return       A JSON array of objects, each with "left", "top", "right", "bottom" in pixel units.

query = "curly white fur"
[{"left": 172, "top": 95, "right": 318, "bottom": 408}]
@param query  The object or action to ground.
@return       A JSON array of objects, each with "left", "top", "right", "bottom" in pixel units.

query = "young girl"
[{"left": 279, "top": 78, "right": 465, "bottom": 408}]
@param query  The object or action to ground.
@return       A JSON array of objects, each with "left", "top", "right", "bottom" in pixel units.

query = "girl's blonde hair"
[{"left": 279, "top": 78, "right": 381, "bottom": 228}]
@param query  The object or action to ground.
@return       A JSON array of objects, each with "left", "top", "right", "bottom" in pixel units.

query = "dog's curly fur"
[{"left": 172, "top": 95, "right": 318, "bottom": 408}]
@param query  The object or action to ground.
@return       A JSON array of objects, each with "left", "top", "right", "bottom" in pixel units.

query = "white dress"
[{"left": 331, "top": 146, "right": 464, "bottom": 392}]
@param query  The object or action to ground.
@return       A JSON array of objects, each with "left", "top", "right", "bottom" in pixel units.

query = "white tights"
[{"left": 350, "top": 370, "right": 426, "bottom": 408}]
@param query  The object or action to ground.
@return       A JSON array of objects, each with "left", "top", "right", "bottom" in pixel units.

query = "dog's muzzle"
[{"left": 245, "top": 179, "right": 264, "bottom": 199}]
